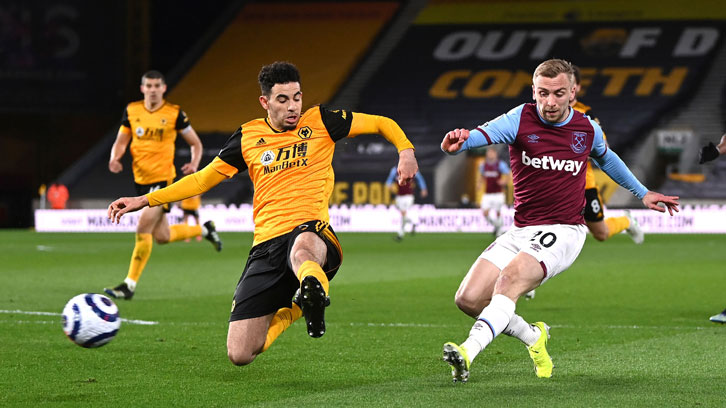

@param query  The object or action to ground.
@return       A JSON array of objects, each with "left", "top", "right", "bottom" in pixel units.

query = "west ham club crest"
[{"left": 571, "top": 131, "right": 587, "bottom": 154}]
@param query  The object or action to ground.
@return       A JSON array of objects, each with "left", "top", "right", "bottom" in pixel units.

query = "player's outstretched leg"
[
  {"left": 624, "top": 210, "right": 644, "bottom": 244},
  {"left": 104, "top": 281, "right": 134, "bottom": 300},
  {"left": 527, "top": 322, "right": 553, "bottom": 378},
  {"left": 443, "top": 342, "right": 471, "bottom": 383},
  {"left": 203, "top": 220, "right": 223, "bottom": 252},
  {"left": 709, "top": 309, "right": 726, "bottom": 323},
  {"left": 299, "top": 275, "right": 330, "bottom": 338}
]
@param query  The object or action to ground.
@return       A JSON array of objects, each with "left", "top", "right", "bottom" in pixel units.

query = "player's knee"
[
  {"left": 591, "top": 229, "right": 608, "bottom": 241},
  {"left": 592, "top": 232, "right": 607, "bottom": 241},
  {"left": 154, "top": 235, "right": 170, "bottom": 245},
  {"left": 454, "top": 291, "right": 488, "bottom": 317},
  {"left": 290, "top": 249, "right": 313, "bottom": 271},
  {"left": 227, "top": 347, "right": 257, "bottom": 366}
]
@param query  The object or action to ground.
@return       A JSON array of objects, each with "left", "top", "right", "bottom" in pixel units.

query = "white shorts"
[
  {"left": 395, "top": 195, "right": 414, "bottom": 212},
  {"left": 480, "top": 193, "right": 505, "bottom": 211},
  {"left": 479, "top": 224, "right": 587, "bottom": 284}
]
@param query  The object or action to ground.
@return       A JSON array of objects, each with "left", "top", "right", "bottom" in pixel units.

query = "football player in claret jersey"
[
  {"left": 104, "top": 70, "right": 222, "bottom": 300},
  {"left": 524, "top": 65, "right": 647, "bottom": 301},
  {"left": 107, "top": 61, "right": 419, "bottom": 366},
  {"left": 478, "top": 148, "right": 510, "bottom": 237},
  {"left": 439, "top": 59, "right": 679, "bottom": 383},
  {"left": 385, "top": 166, "right": 428, "bottom": 241}
]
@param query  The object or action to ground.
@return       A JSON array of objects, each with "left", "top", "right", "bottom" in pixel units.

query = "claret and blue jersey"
[{"left": 449, "top": 103, "right": 647, "bottom": 227}]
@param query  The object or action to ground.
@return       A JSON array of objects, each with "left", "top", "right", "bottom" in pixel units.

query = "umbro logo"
[{"left": 256, "top": 138, "right": 266, "bottom": 146}]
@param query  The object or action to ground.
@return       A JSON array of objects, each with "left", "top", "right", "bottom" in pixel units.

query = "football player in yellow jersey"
[
  {"left": 573, "top": 65, "right": 643, "bottom": 244},
  {"left": 104, "top": 70, "right": 223, "bottom": 301},
  {"left": 106, "top": 62, "right": 419, "bottom": 366}
]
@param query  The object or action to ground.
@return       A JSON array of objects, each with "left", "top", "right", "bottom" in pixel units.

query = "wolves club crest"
[{"left": 571, "top": 131, "right": 587, "bottom": 154}]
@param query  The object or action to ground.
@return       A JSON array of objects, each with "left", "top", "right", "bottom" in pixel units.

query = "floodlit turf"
[{"left": 1, "top": 230, "right": 725, "bottom": 407}]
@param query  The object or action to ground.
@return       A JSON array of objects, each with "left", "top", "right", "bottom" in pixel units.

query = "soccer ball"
[{"left": 62, "top": 293, "right": 121, "bottom": 348}]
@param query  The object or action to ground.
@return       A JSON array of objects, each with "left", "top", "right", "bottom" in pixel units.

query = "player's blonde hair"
[{"left": 533, "top": 59, "right": 574, "bottom": 85}]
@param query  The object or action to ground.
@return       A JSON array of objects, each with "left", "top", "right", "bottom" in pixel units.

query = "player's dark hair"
[
  {"left": 141, "top": 70, "right": 165, "bottom": 84},
  {"left": 258, "top": 62, "right": 301, "bottom": 96},
  {"left": 572, "top": 64, "right": 581, "bottom": 85},
  {"left": 533, "top": 58, "right": 574, "bottom": 84}
]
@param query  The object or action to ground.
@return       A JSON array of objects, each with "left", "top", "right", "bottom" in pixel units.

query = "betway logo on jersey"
[{"left": 521, "top": 151, "right": 584, "bottom": 176}]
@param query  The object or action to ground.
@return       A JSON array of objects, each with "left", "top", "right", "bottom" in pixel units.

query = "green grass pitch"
[{"left": 1, "top": 230, "right": 725, "bottom": 407}]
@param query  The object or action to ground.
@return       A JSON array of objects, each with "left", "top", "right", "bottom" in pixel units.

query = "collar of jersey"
[
  {"left": 143, "top": 100, "right": 167, "bottom": 114},
  {"left": 264, "top": 117, "right": 288, "bottom": 133},
  {"left": 536, "top": 105, "right": 574, "bottom": 127}
]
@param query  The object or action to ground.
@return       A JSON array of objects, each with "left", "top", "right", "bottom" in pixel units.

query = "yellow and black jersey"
[
  {"left": 120, "top": 100, "right": 190, "bottom": 185},
  {"left": 573, "top": 101, "right": 606, "bottom": 190},
  {"left": 210, "top": 105, "right": 353, "bottom": 246}
]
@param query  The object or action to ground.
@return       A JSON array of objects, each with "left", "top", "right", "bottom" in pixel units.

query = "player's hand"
[
  {"left": 421, "top": 189, "right": 428, "bottom": 198},
  {"left": 180, "top": 162, "right": 198, "bottom": 175},
  {"left": 642, "top": 191, "right": 679, "bottom": 216},
  {"left": 397, "top": 148, "right": 418, "bottom": 185},
  {"left": 698, "top": 142, "right": 720, "bottom": 164},
  {"left": 107, "top": 196, "right": 150, "bottom": 224},
  {"left": 109, "top": 160, "right": 123, "bottom": 173},
  {"left": 441, "top": 129, "right": 469, "bottom": 153}
]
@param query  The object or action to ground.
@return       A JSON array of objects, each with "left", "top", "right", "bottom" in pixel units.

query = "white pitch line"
[
  {"left": 0, "top": 309, "right": 159, "bottom": 325},
  {"left": 1, "top": 310, "right": 716, "bottom": 331},
  {"left": 348, "top": 322, "right": 455, "bottom": 328},
  {"left": 346, "top": 322, "right": 715, "bottom": 330}
]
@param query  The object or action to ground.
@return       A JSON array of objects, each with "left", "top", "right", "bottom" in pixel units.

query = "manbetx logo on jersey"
[
  {"left": 261, "top": 141, "right": 309, "bottom": 175},
  {"left": 521, "top": 151, "right": 584, "bottom": 176}
]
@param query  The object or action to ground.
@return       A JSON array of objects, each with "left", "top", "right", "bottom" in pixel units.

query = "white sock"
[
  {"left": 493, "top": 216, "right": 502, "bottom": 228},
  {"left": 399, "top": 216, "right": 407, "bottom": 236},
  {"left": 503, "top": 314, "right": 540, "bottom": 346},
  {"left": 124, "top": 277, "right": 137, "bottom": 291},
  {"left": 461, "top": 294, "right": 515, "bottom": 361}
]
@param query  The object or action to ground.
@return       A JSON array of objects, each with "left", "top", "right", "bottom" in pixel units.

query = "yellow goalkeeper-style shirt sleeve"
[
  {"left": 349, "top": 113, "right": 414, "bottom": 153},
  {"left": 146, "top": 163, "right": 227, "bottom": 207}
]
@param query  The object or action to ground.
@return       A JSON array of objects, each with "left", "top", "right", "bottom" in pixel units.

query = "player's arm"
[
  {"left": 498, "top": 161, "right": 511, "bottom": 186},
  {"left": 591, "top": 126, "right": 679, "bottom": 215},
  {"left": 108, "top": 163, "right": 227, "bottom": 223},
  {"left": 179, "top": 125, "right": 203, "bottom": 175},
  {"left": 385, "top": 167, "right": 398, "bottom": 192},
  {"left": 109, "top": 127, "right": 131, "bottom": 173},
  {"left": 698, "top": 133, "right": 726, "bottom": 163},
  {"left": 441, "top": 105, "right": 523, "bottom": 154},
  {"left": 415, "top": 172, "right": 428, "bottom": 198},
  {"left": 348, "top": 112, "right": 418, "bottom": 185}
]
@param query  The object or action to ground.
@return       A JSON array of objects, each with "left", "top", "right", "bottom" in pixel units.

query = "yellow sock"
[
  {"left": 605, "top": 216, "right": 630, "bottom": 238},
  {"left": 169, "top": 224, "right": 202, "bottom": 243},
  {"left": 296, "top": 260, "right": 329, "bottom": 295},
  {"left": 262, "top": 303, "right": 302, "bottom": 351},
  {"left": 127, "top": 233, "right": 153, "bottom": 283}
]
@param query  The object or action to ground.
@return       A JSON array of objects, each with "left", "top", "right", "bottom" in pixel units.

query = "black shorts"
[
  {"left": 135, "top": 180, "right": 171, "bottom": 212},
  {"left": 229, "top": 220, "right": 343, "bottom": 321},
  {"left": 584, "top": 187, "right": 604, "bottom": 222},
  {"left": 182, "top": 209, "right": 199, "bottom": 217}
]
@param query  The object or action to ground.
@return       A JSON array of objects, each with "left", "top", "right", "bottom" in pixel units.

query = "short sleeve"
[
  {"left": 215, "top": 127, "right": 248, "bottom": 174},
  {"left": 319, "top": 105, "right": 353, "bottom": 142},
  {"left": 121, "top": 107, "right": 131, "bottom": 129},
  {"left": 176, "top": 109, "right": 191, "bottom": 130}
]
